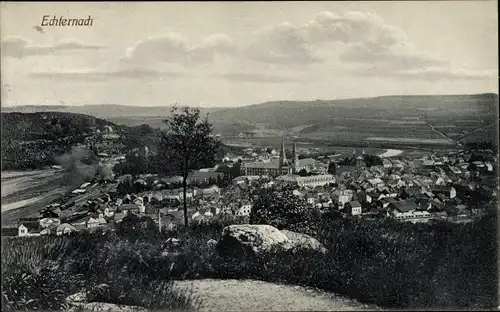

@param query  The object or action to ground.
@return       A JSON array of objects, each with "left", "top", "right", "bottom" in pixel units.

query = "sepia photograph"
[{"left": 1, "top": 1, "right": 498, "bottom": 311}]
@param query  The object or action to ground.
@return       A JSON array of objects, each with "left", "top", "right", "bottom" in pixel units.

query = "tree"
[
  {"left": 298, "top": 169, "right": 309, "bottom": 176},
  {"left": 159, "top": 106, "right": 221, "bottom": 227},
  {"left": 252, "top": 185, "right": 320, "bottom": 236},
  {"left": 328, "top": 162, "right": 337, "bottom": 175}
]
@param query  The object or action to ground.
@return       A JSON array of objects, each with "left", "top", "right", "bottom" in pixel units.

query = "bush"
[{"left": 1, "top": 232, "right": 199, "bottom": 311}]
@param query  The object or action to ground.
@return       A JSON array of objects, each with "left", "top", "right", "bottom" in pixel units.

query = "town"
[{"left": 14, "top": 134, "right": 498, "bottom": 237}]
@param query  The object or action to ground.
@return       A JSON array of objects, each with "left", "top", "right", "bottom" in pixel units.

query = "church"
[{"left": 241, "top": 140, "right": 316, "bottom": 177}]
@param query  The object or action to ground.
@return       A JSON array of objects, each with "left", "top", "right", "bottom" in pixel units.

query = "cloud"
[
  {"left": 29, "top": 68, "right": 187, "bottom": 81},
  {"left": 243, "top": 11, "right": 449, "bottom": 73},
  {"left": 340, "top": 41, "right": 447, "bottom": 70},
  {"left": 214, "top": 72, "right": 304, "bottom": 83},
  {"left": 125, "top": 32, "right": 237, "bottom": 65},
  {"left": 245, "top": 22, "right": 321, "bottom": 65},
  {"left": 351, "top": 66, "right": 497, "bottom": 81},
  {"left": 1, "top": 36, "right": 104, "bottom": 58}
]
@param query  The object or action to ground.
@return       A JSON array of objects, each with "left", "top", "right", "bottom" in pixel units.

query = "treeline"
[
  {"left": 1, "top": 112, "right": 117, "bottom": 170},
  {"left": 113, "top": 144, "right": 242, "bottom": 177},
  {"left": 0, "top": 113, "right": 164, "bottom": 171}
]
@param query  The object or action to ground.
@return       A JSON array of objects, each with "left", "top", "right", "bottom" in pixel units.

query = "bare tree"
[{"left": 159, "top": 106, "right": 221, "bottom": 227}]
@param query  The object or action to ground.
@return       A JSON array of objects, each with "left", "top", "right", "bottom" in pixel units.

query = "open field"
[
  {"left": 1, "top": 169, "right": 72, "bottom": 226},
  {"left": 1, "top": 169, "right": 65, "bottom": 199}
]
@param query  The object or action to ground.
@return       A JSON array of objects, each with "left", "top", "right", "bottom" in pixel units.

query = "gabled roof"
[
  {"left": 56, "top": 223, "right": 76, "bottom": 232},
  {"left": 19, "top": 222, "right": 41, "bottom": 232},
  {"left": 389, "top": 200, "right": 418, "bottom": 212},
  {"left": 299, "top": 158, "right": 316, "bottom": 166},
  {"left": 120, "top": 204, "right": 141, "bottom": 210},
  {"left": 348, "top": 200, "right": 361, "bottom": 208},
  {"left": 114, "top": 213, "right": 126, "bottom": 221}
]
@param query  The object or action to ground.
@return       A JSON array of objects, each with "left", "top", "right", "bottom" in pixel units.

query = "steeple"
[
  {"left": 292, "top": 141, "right": 299, "bottom": 173},
  {"left": 278, "top": 138, "right": 288, "bottom": 174}
]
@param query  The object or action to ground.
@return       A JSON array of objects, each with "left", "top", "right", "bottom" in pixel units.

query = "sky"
[{"left": 1, "top": 1, "right": 498, "bottom": 107}]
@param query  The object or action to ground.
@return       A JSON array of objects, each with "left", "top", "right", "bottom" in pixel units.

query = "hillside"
[
  {"left": 3, "top": 94, "right": 498, "bottom": 147},
  {"left": 0, "top": 112, "right": 239, "bottom": 172},
  {"left": 1, "top": 104, "right": 224, "bottom": 118},
  {"left": 1, "top": 112, "right": 124, "bottom": 170},
  {"left": 207, "top": 93, "right": 498, "bottom": 146}
]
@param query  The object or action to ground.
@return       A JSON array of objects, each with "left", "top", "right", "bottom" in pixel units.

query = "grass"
[
  {"left": 2, "top": 212, "right": 497, "bottom": 311},
  {"left": 1, "top": 234, "right": 201, "bottom": 312}
]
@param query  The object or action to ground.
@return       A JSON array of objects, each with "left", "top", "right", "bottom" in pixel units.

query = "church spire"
[
  {"left": 292, "top": 141, "right": 299, "bottom": 173},
  {"left": 279, "top": 138, "right": 288, "bottom": 173}
]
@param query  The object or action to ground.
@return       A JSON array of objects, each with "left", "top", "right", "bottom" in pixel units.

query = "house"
[
  {"left": 336, "top": 190, "right": 353, "bottom": 208},
  {"left": 432, "top": 186, "right": 456, "bottom": 199},
  {"left": 382, "top": 159, "right": 392, "bottom": 168},
  {"left": 201, "top": 185, "right": 221, "bottom": 196},
  {"left": 113, "top": 213, "right": 126, "bottom": 223},
  {"left": 56, "top": 223, "right": 77, "bottom": 236},
  {"left": 388, "top": 200, "right": 418, "bottom": 215},
  {"left": 86, "top": 217, "right": 101, "bottom": 228},
  {"left": 39, "top": 218, "right": 61, "bottom": 228},
  {"left": 191, "top": 209, "right": 214, "bottom": 222},
  {"left": 344, "top": 201, "right": 362, "bottom": 215},
  {"left": 132, "top": 197, "right": 145, "bottom": 212},
  {"left": 380, "top": 197, "right": 399, "bottom": 209},
  {"left": 18, "top": 223, "right": 41, "bottom": 237},
  {"left": 368, "top": 178, "right": 385, "bottom": 188},
  {"left": 40, "top": 224, "right": 58, "bottom": 236},
  {"left": 119, "top": 203, "right": 142, "bottom": 215},
  {"left": 388, "top": 200, "right": 430, "bottom": 222},
  {"left": 235, "top": 201, "right": 253, "bottom": 216}
]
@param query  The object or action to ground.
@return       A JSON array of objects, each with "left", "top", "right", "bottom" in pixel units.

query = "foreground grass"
[
  {"left": 1, "top": 233, "right": 200, "bottom": 311},
  {"left": 2, "top": 212, "right": 498, "bottom": 310}
]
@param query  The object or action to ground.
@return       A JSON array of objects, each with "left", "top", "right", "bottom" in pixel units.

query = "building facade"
[
  {"left": 277, "top": 174, "right": 335, "bottom": 188},
  {"left": 241, "top": 139, "right": 316, "bottom": 177}
]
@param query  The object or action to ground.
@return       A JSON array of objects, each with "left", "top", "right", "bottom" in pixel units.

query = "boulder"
[
  {"left": 66, "top": 292, "right": 88, "bottom": 307},
  {"left": 280, "top": 230, "right": 328, "bottom": 254},
  {"left": 216, "top": 224, "right": 292, "bottom": 257}
]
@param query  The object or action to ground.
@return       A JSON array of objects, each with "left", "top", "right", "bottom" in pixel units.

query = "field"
[{"left": 1, "top": 169, "right": 71, "bottom": 227}]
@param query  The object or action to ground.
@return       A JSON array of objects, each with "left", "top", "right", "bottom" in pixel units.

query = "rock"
[
  {"left": 206, "top": 239, "right": 218, "bottom": 247},
  {"left": 68, "top": 302, "right": 147, "bottom": 312},
  {"left": 161, "top": 251, "right": 181, "bottom": 257},
  {"left": 162, "top": 237, "right": 181, "bottom": 251},
  {"left": 66, "top": 292, "right": 88, "bottom": 307},
  {"left": 216, "top": 224, "right": 292, "bottom": 257},
  {"left": 280, "top": 230, "right": 328, "bottom": 254}
]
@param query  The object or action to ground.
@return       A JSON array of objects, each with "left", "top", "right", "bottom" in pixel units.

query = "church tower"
[
  {"left": 291, "top": 141, "right": 299, "bottom": 174},
  {"left": 278, "top": 138, "right": 289, "bottom": 175}
]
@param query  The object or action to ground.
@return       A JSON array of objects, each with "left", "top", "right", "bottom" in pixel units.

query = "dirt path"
[{"left": 174, "top": 279, "right": 378, "bottom": 311}]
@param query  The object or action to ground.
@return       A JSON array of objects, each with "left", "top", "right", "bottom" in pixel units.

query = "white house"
[
  {"left": 235, "top": 202, "right": 253, "bottom": 216},
  {"left": 345, "top": 201, "right": 362, "bottom": 215},
  {"left": 18, "top": 224, "right": 41, "bottom": 237}
]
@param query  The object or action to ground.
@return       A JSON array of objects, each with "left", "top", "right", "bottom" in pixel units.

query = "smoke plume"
[{"left": 56, "top": 146, "right": 113, "bottom": 184}]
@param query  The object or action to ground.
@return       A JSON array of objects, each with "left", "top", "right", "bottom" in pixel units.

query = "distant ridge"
[
  {"left": 2, "top": 93, "right": 498, "bottom": 133},
  {"left": 2, "top": 93, "right": 497, "bottom": 147}
]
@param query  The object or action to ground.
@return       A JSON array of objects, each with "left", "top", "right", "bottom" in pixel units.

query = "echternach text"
[{"left": 41, "top": 15, "right": 94, "bottom": 27}]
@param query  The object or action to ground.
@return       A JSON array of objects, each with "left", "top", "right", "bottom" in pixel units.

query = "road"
[{"left": 424, "top": 121, "right": 463, "bottom": 147}]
